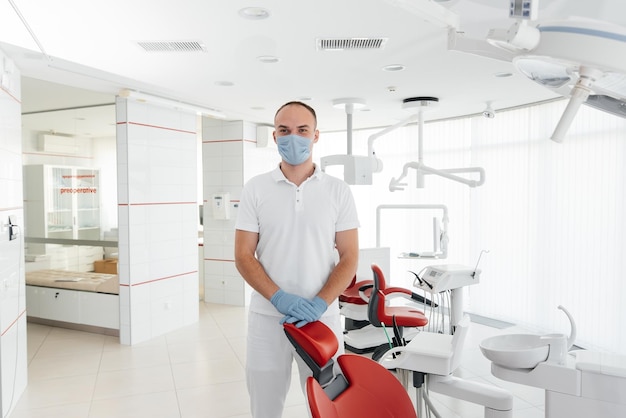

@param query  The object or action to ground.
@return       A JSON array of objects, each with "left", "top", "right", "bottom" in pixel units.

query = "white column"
[{"left": 116, "top": 97, "right": 199, "bottom": 345}]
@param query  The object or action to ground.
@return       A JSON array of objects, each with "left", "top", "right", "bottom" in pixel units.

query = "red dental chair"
[
  {"left": 368, "top": 263, "right": 429, "bottom": 361},
  {"left": 340, "top": 267, "right": 433, "bottom": 354},
  {"left": 283, "top": 320, "right": 418, "bottom": 418},
  {"left": 338, "top": 275, "right": 373, "bottom": 330}
]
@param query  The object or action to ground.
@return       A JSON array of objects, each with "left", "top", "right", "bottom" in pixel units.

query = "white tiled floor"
[{"left": 9, "top": 303, "right": 546, "bottom": 418}]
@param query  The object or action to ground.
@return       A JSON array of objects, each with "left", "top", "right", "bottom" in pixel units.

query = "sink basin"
[{"left": 480, "top": 334, "right": 549, "bottom": 369}]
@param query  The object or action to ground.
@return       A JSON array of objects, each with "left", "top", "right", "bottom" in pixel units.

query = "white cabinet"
[
  {"left": 24, "top": 165, "right": 101, "bottom": 240},
  {"left": 26, "top": 286, "right": 119, "bottom": 330}
]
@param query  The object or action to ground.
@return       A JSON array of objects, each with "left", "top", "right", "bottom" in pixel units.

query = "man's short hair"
[{"left": 275, "top": 101, "right": 317, "bottom": 129}]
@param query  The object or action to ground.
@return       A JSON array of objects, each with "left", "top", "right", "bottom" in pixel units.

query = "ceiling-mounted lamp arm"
[
  {"left": 429, "top": 165, "right": 486, "bottom": 187},
  {"left": 389, "top": 161, "right": 419, "bottom": 191},
  {"left": 550, "top": 66, "right": 602, "bottom": 143},
  {"left": 367, "top": 112, "right": 420, "bottom": 162},
  {"left": 389, "top": 161, "right": 486, "bottom": 191}
]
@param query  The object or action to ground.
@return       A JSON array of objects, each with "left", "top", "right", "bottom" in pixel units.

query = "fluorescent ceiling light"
[{"left": 118, "top": 89, "right": 225, "bottom": 118}]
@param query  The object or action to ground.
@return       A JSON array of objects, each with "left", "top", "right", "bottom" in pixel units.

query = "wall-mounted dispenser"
[{"left": 211, "top": 193, "right": 230, "bottom": 220}]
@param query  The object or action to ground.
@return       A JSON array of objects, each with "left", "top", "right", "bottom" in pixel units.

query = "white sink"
[
  {"left": 480, "top": 306, "right": 577, "bottom": 370},
  {"left": 480, "top": 334, "right": 550, "bottom": 369}
]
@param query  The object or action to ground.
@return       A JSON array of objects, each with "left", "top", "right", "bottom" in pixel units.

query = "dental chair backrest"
[
  {"left": 283, "top": 321, "right": 418, "bottom": 418},
  {"left": 339, "top": 275, "right": 373, "bottom": 305},
  {"left": 368, "top": 263, "right": 429, "bottom": 329}
]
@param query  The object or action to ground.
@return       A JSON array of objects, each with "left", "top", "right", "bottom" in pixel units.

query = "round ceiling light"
[
  {"left": 257, "top": 55, "right": 280, "bottom": 64},
  {"left": 383, "top": 64, "right": 406, "bottom": 72},
  {"left": 238, "top": 7, "right": 270, "bottom": 20}
]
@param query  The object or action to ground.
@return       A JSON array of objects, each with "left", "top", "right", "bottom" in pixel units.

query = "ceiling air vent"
[
  {"left": 317, "top": 37, "right": 388, "bottom": 51},
  {"left": 137, "top": 40, "right": 207, "bottom": 52}
]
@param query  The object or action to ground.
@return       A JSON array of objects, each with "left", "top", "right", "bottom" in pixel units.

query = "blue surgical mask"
[{"left": 277, "top": 134, "right": 312, "bottom": 165}]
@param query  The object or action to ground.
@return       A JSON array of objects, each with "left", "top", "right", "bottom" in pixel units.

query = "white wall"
[{"left": 0, "top": 49, "right": 27, "bottom": 418}]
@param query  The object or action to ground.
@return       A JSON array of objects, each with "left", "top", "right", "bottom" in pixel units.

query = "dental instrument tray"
[
  {"left": 413, "top": 264, "right": 480, "bottom": 293},
  {"left": 399, "top": 251, "right": 441, "bottom": 259}
]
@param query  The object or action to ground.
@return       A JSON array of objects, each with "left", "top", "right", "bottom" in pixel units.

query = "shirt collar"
[{"left": 271, "top": 163, "right": 321, "bottom": 183}]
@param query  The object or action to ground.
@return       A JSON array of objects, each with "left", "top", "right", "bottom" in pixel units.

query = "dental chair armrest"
[
  {"left": 383, "top": 288, "right": 436, "bottom": 308},
  {"left": 357, "top": 284, "right": 373, "bottom": 302},
  {"left": 382, "top": 286, "right": 412, "bottom": 296}
]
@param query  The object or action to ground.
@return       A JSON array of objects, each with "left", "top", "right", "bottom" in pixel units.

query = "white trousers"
[{"left": 246, "top": 311, "right": 344, "bottom": 418}]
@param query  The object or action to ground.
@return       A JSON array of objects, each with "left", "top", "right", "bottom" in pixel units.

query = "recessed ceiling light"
[
  {"left": 251, "top": 106, "right": 265, "bottom": 111},
  {"left": 215, "top": 81, "right": 234, "bottom": 87},
  {"left": 238, "top": 7, "right": 270, "bottom": 20},
  {"left": 383, "top": 64, "right": 406, "bottom": 72},
  {"left": 494, "top": 72, "right": 513, "bottom": 78},
  {"left": 297, "top": 96, "right": 313, "bottom": 101},
  {"left": 257, "top": 55, "right": 280, "bottom": 64}
]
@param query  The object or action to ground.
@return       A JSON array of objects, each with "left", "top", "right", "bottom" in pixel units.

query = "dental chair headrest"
[{"left": 284, "top": 321, "right": 338, "bottom": 367}]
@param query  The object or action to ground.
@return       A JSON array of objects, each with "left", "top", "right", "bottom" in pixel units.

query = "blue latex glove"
[
  {"left": 281, "top": 296, "right": 328, "bottom": 328},
  {"left": 270, "top": 290, "right": 317, "bottom": 322}
]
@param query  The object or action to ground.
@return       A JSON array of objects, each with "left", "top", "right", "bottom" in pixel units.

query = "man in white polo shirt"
[{"left": 235, "top": 101, "right": 360, "bottom": 418}]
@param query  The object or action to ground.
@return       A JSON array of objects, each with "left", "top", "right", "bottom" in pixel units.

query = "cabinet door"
[
  {"left": 38, "top": 288, "right": 81, "bottom": 322},
  {"left": 80, "top": 292, "right": 119, "bottom": 329},
  {"left": 75, "top": 168, "right": 100, "bottom": 240},
  {"left": 46, "top": 166, "right": 74, "bottom": 239}
]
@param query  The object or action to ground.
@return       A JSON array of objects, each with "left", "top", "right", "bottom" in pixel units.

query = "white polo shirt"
[{"left": 236, "top": 164, "right": 360, "bottom": 317}]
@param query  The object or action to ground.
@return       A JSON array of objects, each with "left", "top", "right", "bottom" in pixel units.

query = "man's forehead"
[{"left": 276, "top": 111, "right": 314, "bottom": 126}]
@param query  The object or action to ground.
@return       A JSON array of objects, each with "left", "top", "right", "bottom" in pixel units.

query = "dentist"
[{"left": 235, "top": 101, "right": 360, "bottom": 418}]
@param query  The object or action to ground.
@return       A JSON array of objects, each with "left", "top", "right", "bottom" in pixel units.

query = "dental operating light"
[
  {"left": 320, "top": 98, "right": 381, "bottom": 185},
  {"left": 321, "top": 97, "right": 414, "bottom": 185},
  {"left": 444, "top": 0, "right": 626, "bottom": 143},
  {"left": 513, "top": 19, "right": 626, "bottom": 142},
  {"left": 389, "top": 97, "right": 486, "bottom": 191}
]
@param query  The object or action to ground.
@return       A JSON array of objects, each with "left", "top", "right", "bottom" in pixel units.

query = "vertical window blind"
[{"left": 316, "top": 100, "right": 626, "bottom": 353}]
